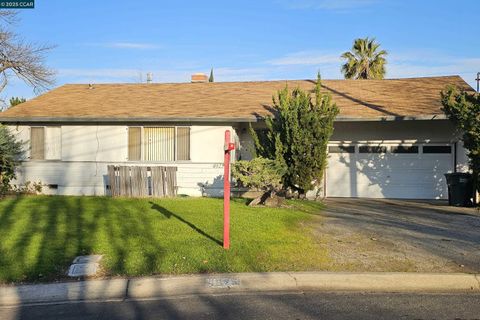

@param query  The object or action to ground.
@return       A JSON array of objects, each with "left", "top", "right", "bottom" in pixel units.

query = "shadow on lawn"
[
  {"left": 0, "top": 196, "right": 165, "bottom": 283},
  {"left": 150, "top": 201, "right": 222, "bottom": 246}
]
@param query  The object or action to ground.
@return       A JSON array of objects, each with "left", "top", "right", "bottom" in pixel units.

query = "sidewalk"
[{"left": 1, "top": 272, "right": 479, "bottom": 306}]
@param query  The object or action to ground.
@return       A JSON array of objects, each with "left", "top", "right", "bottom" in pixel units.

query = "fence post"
[{"left": 223, "top": 130, "right": 235, "bottom": 249}]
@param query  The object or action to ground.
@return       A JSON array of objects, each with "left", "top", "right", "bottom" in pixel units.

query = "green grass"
[{"left": 0, "top": 196, "right": 327, "bottom": 283}]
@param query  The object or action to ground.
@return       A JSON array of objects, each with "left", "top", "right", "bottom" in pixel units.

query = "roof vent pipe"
[{"left": 146, "top": 72, "right": 153, "bottom": 84}]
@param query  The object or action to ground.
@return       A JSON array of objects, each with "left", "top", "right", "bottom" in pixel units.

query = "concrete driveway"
[{"left": 315, "top": 198, "right": 480, "bottom": 273}]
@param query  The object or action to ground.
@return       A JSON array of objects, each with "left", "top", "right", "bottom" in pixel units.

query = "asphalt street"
[{"left": 1, "top": 291, "right": 479, "bottom": 320}]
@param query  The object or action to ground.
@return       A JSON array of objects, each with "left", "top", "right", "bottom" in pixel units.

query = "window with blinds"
[
  {"left": 144, "top": 127, "right": 175, "bottom": 161},
  {"left": 128, "top": 126, "right": 190, "bottom": 162}
]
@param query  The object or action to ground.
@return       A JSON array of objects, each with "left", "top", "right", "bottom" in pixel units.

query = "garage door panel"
[{"left": 327, "top": 143, "right": 453, "bottom": 199}]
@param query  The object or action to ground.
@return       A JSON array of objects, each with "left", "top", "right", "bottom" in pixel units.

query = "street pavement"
[{"left": 1, "top": 291, "right": 479, "bottom": 320}]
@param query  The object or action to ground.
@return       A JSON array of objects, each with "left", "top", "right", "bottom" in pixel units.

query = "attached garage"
[{"left": 326, "top": 142, "right": 454, "bottom": 199}]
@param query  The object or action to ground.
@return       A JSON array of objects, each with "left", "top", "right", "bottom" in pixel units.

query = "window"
[
  {"left": 144, "top": 127, "right": 175, "bottom": 161},
  {"left": 391, "top": 145, "right": 419, "bottom": 154},
  {"left": 176, "top": 127, "right": 190, "bottom": 160},
  {"left": 128, "top": 126, "right": 191, "bottom": 162},
  {"left": 423, "top": 145, "right": 451, "bottom": 154},
  {"left": 359, "top": 146, "right": 387, "bottom": 153},
  {"left": 30, "top": 127, "right": 45, "bottom": 160},
  {"left": 128, "top": 127, "right": 141, "bottom": 161},
  {"left": 328, "top": 145, "right": 355, "bottom": 153},
  {"left": 30, "top": 126, "right": 61, "bottom": 160}
]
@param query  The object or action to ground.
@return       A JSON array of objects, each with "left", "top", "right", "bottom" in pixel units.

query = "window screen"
[
  {"left": 423, "top": 145, "right": 451, "bottom": 154},
  {"left": 144, "top": 127, "right": 175, "bottom": 161},
  {"left": 391, "top": 145, "right": 419, "bottom": 154},
  {"left": 176, "top": 127, "right": 190, "bottom": 160},
  {"left": 128, "top": 127, "right": 142, "bottom": 161},
  {"left": 359, "top": 146, "right": 387, "bottom": 153},
  {"left": 30, "top": 127, "right": 45, "bottom": 160},
  {"left": 328, "top": 145, "right": 355, "bottom": 153}
]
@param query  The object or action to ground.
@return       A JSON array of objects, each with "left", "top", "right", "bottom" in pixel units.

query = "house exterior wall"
[
  {"left": 8, "top": 124, "right": 235, "bottom": 196},
  {"left": 7, "top": 120, "right": 470, "bottom": 199}
]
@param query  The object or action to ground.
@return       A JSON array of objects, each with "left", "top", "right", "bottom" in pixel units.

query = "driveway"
[{"left": 314, "top": 198, "right": 480, "bottom": 273}]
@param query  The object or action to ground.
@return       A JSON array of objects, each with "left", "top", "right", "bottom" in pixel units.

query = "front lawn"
[{"left": 0, "top": 196, "right": 327, "bottom": 283}]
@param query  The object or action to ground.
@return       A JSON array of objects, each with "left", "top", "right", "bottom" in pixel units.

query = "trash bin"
[{"left": 444, "top": 173, "right": 474, "bottom": 207}]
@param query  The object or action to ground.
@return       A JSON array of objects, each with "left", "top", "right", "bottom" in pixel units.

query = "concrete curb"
[
  {"left": 0, "top": 279, "right": 127, "bottom": 306},
  {"left": 1, "top": 272, "right": 479, "bottom": 306}
]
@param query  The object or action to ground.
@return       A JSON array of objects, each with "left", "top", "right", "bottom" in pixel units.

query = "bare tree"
[{"left": 0, "top": 11, "right": 55, "bottom": 96}]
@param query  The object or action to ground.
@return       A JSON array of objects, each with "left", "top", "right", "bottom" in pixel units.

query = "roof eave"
[
  {"left": 334, "top": 114, "right": 448, "bottom": 122},
  {"left": 0, "top": 116, "right": 260, "bottom": 124},
  {"left": 0, "top": 114, "right": 448, "bottom": 124}
]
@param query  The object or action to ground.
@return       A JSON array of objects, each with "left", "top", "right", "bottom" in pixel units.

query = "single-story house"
[{"left": 0, "top": 75, "right": 474, "bottom": 199}]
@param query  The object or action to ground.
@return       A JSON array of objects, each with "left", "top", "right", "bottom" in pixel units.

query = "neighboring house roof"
[{"left": 0, "top": 75, "right": 473, "bottom": 123}]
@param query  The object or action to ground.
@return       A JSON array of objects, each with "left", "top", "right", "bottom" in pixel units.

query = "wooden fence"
[{"left": 107, "top": 165, "right": 177, "bottom": 197}]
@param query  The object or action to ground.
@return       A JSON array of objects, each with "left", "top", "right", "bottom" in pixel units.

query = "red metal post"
[{"left": 223, "top": 130, "right": 233, "bottom": 249}]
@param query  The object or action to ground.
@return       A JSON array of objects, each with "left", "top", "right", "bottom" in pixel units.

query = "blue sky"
[{"left": 4, "top": 0, "right": 480, "bottom": 100}]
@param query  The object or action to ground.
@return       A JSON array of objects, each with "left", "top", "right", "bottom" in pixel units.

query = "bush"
[
  {"left": 0, "top": 125, "right": 24, "bottom": 196},
  {"left": 250, "top": 74, "right": 339, "bottom": 195},
  {"left": 13, "top": 181, "right": 43, "bottom": 195},
  {"left": 233, "top": 157, "right": 286, "bottom": 192},
  {"left": 232, "top": 157, "right": 287, "bottom": 206},
  {"left": 441, "top": 86, "right": 480, "bottom": 197}
]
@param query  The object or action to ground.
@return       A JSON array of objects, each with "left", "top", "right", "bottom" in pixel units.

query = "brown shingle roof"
[{"left": 0, "top": 76, "right": 473, "bottom": 122}]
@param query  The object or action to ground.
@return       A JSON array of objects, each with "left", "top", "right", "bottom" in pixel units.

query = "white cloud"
[
  {"left": 387, "top": 51, "right": 480, "bottom": 88},
  {"left": 214, "top": 67, "right": 278, "bottom": 81},
  {"left": 267, "top": 51, "right": 341, "bottom": 66}
]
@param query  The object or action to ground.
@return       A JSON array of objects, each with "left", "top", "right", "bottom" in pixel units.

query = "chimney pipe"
[{"left": 191, "top": 73, "right": 208, "bottom": 83}]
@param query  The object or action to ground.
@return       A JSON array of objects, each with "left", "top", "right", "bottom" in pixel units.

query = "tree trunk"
[
  {"left": 248, "top": 190, "right": 271, "bottom": 206},
  {"left": 248, "top": 190, "right": 284, "bottom": 207}
]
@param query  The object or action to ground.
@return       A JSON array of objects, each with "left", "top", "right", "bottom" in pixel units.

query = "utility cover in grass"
[{"left": 68, "top": 255, "right": 103, "bottom": 277}]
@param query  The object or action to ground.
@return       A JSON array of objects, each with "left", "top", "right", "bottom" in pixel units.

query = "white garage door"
[{"left": 326, "top": 143, "right": 454, "bottom": 199}]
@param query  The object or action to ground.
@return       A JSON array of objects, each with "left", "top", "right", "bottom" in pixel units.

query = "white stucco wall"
[
  {"left": 62, "top": 125, "right": 129, "bottom": 161},
  {"left": 8, "top": 124, "right": 234, "bottom": 196}
]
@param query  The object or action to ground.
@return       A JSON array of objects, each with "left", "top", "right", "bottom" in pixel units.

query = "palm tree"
[{"left": 341, "top": 37, "right": 387, "bottom": 79}]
